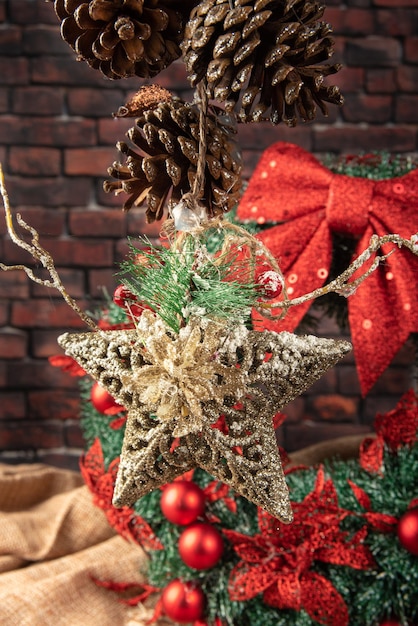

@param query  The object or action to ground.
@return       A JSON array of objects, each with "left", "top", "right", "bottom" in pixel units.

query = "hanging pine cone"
[
  {"left": 181, "top": 0, "right": 343, "bottom": 126},
  {"left": 49, "top": 0, "right": 196, "bottom": 79},
  {"left": 104, "top": 88, "right": 242, "bottom": 222}
]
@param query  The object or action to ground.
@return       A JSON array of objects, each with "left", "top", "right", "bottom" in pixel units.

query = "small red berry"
[{"left": 257, "top": 270, "right": 284, "bottom": 299}]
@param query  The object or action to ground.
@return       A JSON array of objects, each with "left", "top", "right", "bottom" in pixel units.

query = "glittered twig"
[
  {"left": 265, "top": 233, "right": 418, "bottom": 315},
  {"left": 0, "top": 164, "right": 99, "bottom": 331}
]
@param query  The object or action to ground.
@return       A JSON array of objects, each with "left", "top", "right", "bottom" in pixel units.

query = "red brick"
[
  {"left": 31, "top": 56, "right": 118, "bottom": 87},
  {"left": 22, "top": 25, "right": 69, "bottom": 55},
  {"left": 0, "top": 87, "right": 8, "bottom": 112},
  {"left": 9, "top": 147, "right": 61, "bottom": 176},
  {"left": 0, "top": 57, "right": 29, "bottom": 84},
  {"left": 48, "top": 238, "right": 114, "bottom": 266},
  {"left": 65, "top": 423, "right": 85, "bottom": 447},
  {"left": 396, "top": 95, "right": 418, "bottom": 122},
  {"left": 379, "top": 9, "right": 418, "bottom": 36},
  {"left": 67, "top": 88, "right": 126, "bottom": 118},
  {"left": 397, "top": 66, "right": 418, "bottom": 91},
  {"left": 405, "top": 37, "right": 418, "bottom": 63},
  {"left": 88, "top": 268, "right": 119, "bottom": 298},
  {"left": 31, "top": 329, "right": 70, "bottom": 357},
  {"left": 342, "top": 94, "right": 392, "bottom": 123},
  {"left": 0, "top": 271, "right": 29, "bottom": 299},
  {"left": 127, "top": 208, "right": 162, "bottom": 239},
  {"left": 11, "top": 299, "right": 87, "bottom": 329},
  {"left": 237, "top": 121, "right": 311, "bottom": 153},
  {"left": 28, "top": 390, "right": 80, "bottom": 420},
  {"left": 0, "top": 302, "right": 9, "bottom": 326},
  {"left": 153, "top": 59, "right": 190, "bottom": 91},
  {"left": 374, "top": 0, "right": 418, "bottom": 6},
  {"left": 336, "top": 67, "right": 365, "bottom": 92},
  {"left": 13, "top": 207, "right": 66, "bottom": 237},
  {"left": 314, "top": 125, "right": 416, "bottom": 152},
  {"left": 0, "top": 391, "right": 26, "bottom": 419},
  {"left": 304, "top": 369, "right": 338, "bottom": 396},
  {"left": 97, "top": 118, "right": 133, "bottom": 145},
  {"left": 6, "top": 359, "right": 79, "bottom": 389},
  {"left": 366, "top": 68, "right": 396, "bottom": 93},
  {"left": 30, "top": 268, "right": 85, "bottom": 299},
  {"left": 309, "top": 394, "right": 359, "bottom": 422},
  {"left": 4, "top": 236, "right": 114, "bottom": 267},
  {"left": 9, "top": 0, "right": 58, "bottom": 24},
  {"left": 0, "top": 116, "right": 97, "bottom": 146},
  {"left": 0, "top": 26, "right": 22, "bottom": 55},
  {"left": 326, "top": 8, "right": 374, "bottom": 35},
  {"left": 371, "top": 366, "right": 412, "bottom": 395},
  {"left": 36, "top": 452, "right": 82, "bottom": 471},
  {"left": 12, "top": 86, "right": 64, "bottom": 115},
  {"left": 284, "top": 422, "right": 371, "bottom": 453},
  {"left": 4, "top": 176, "right": 91, "bottom": 207},
  {"left": 0, "top": 329, "right": 27, "bottom": 358},
  {"left": 0, "top": 361, "right": 6, "bottom": 387},
  {"left": 345, "top": 0, "right": 371, "bottom": 7},
  {"left": 65, "top": 147, "right": 117, "bottom": 176},
  {"left": 345, "top": 38, "right": 402, "bottom": 67},
  {"left": 0, "top": 1, "right": 5, "bottom": 22},
  {"left": 69, "top": 209, "right": 126, "bottom": 238},
  {"left": 0, "top": 422, "right": 65, "bottom": 450}
]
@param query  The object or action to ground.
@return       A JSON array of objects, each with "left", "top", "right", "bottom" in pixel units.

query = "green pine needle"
[{"left": 119, "top": 234, "right": 258, "bottom": 332}]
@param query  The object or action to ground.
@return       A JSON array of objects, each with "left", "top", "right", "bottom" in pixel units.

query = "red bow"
[{"left": 237, "top": 142, "right": 418, "bottom": 395}]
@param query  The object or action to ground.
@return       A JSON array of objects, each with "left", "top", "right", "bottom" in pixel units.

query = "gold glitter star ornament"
[{"left": 58, "top": 310, "right": 351, "bottom": 523}]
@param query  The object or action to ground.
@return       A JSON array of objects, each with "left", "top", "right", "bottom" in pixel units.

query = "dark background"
[{"left": 0, "top": 0, "right": 417, "bottom": 469}]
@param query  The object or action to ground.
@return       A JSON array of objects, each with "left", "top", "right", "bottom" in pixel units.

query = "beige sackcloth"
[{"left": 0, "top": 435, "right": 365, "bottom": 625}]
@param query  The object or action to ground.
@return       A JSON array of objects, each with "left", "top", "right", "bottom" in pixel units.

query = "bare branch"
[
  {"left": 0, "top": 164, "right": 99, "bottom": 332},
  {"left": 256, "top": 232, "right": 418, "bottom": 319}
]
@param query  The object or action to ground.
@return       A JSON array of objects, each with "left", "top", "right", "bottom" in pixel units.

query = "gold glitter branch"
[
  {"left": 0, "top": 164, "right": 99, "bottom": 331},
  {"left": 257, "top": 232, "right": 418, "bottom": 318}
]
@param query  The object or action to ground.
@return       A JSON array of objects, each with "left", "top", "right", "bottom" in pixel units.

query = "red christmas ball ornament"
[
  {"left": 112, "top": 284, "right": 147, "bottom": 318},
  {"left": 178, "top": 522, "right": 224, "bottom": 570},
  {"left": 90, "top": 382, "right": 122, "bottom": 414},
  {"left": 256, "top": 270, "right": 284, "bottom": 299},
  {"left": 379, "top": 620, "right": 401, "bottom": 626},
  {"left": 160, "top": 481, "right": 206, "bottom": 526},
  {"left": 397, "top": 508, "right": 418, "bottom": 555},
  {"left": 161, "top": 579, "right": 205, "bottom": 623}
]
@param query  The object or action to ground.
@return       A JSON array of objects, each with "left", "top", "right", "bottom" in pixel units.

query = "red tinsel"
[
  {"left": 237, "top": 142, "right": 418, "bottom": 396},
  {"left": 80, "top": 439, "right": 163, "bottom": 551},
  {"left": 360, "top": 389, "right": 418, "bottom": 473},
  {"left": 225, "top": 467, "right": 374, "bottom": 626}
]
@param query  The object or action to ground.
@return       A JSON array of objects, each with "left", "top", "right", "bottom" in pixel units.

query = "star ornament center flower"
[{"left": 120, "top": 313, "right": 247, "bottom": 437}]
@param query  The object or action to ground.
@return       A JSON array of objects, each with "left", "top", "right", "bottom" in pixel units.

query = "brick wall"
[{"left": 0, "top": 0, "right": 417, "bottom": 470}]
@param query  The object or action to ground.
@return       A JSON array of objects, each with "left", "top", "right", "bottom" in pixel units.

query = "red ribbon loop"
[{"left": 326, "top": 175, "right": 374, "bottom": 236}]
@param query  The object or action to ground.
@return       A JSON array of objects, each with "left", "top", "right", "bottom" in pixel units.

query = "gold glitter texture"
[{"left": 58, "top": 310, "right": 351, "bottom": 522}]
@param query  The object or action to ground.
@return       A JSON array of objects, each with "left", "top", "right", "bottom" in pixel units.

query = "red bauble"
[
  {"left": 160, "top": 481, "right": 206, "bottom": 526},
  {"left": 178, "top": 522, "right": 224, "bottom": 570},
  {"left": 379, "top": 620, "right": 401, "bottom": 626},
  {"left": 112, "top": 284, "right": 145, "bottom": 318},
  {"left": 161, "top": 579, "right": 205, "bottom": 623},
  {"left": 256, "top": 270, "right": 284, "bottom": 299},
  {"left": 397, "top": 508, "right": 418, "bottom": 555},
  {"left": 90, "top": 382, "right": 122, "bottom": 414}
]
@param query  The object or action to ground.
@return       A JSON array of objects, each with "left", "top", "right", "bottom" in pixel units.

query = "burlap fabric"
[{"left": 0, "top": 435, "right": 366, "bottom": 625}]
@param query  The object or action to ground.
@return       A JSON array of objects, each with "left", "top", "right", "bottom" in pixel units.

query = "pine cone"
[
  {"left": 181, "top": 0, "right": 343, "bottom": 126},
  {"left": 50, "top": 0, "right": 196, "bottom": 79},
  {"left": 104, "top": 90, "right": 242, "bottom": 222}
]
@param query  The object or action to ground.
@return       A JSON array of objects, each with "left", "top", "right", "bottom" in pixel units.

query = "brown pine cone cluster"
[
  {"left": 181, "top": 0, "right": 343, "bottom": 126},
  {"left": 50, "top": 0, "right": 196, "bottom": 79},
  {"left": 104, "top": 91, "right": 242, "bottom": 222}
]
